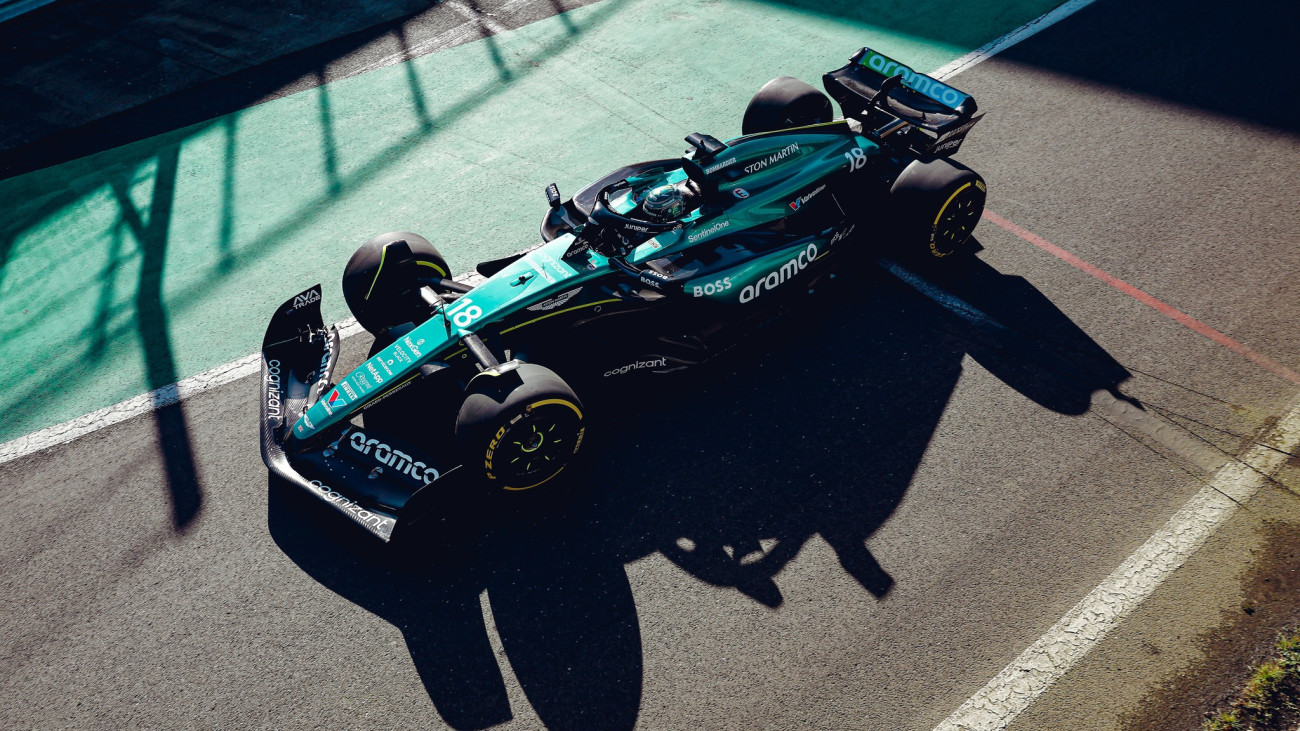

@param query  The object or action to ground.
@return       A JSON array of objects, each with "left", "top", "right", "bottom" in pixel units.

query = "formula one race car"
[{"left": 259, "top": 48, "right": 988, "bottom": 541}]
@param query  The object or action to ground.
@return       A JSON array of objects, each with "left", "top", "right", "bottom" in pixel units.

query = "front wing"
[{"left": 259, "top": 285, "right": 460, "bottom": 541}]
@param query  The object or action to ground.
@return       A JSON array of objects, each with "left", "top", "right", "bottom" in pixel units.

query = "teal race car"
[{"left": 259, "top": 48, "right": 988, "bottom": 541}]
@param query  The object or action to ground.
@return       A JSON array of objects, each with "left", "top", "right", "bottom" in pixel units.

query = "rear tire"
[
  {"left": 889, "top": 159, "right": 986, "bottom": 260},
  {"left": 342, "top": 232, "right": 450, "bottom": 335},
  {"left": 455, "top": 363, "right": 585, "bottom": 494},
  {"left": 741, "top": 77, "right": 834, "bottom": 135}
]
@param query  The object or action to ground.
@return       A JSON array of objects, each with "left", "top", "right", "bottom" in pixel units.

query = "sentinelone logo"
[
  {"left": 688, "top": 220, "right": 730, "bottom": 243},
  {"left": 859, "top": 49, "right": 967, "bottom": 109}
]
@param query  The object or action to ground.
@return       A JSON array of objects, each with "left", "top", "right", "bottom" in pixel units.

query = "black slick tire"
[
  {"left": 455, "top": 362, "right": 585, "bottom": 494},
  {"left": 889, "top": 159, "right": 987, "bottom": 260},
  {"left": 342, "top": 231, "right": 450, "bottom": 335},
  {"left": 741, "top": 77, "right": 834, "bottom": 135}
]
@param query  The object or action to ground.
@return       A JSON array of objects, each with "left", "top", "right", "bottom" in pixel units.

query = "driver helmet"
[{"left": 641, "top": 183, "right": 685, "bottom": 221}]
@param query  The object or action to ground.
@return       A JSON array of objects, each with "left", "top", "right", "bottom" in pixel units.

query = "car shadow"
[{"left": 269, "top": 245, "right": 1131, "bottom": 729}]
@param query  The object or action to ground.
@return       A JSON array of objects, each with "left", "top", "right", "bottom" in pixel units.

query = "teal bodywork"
[{"left": 293, "top": 123, "right": 880, "bottom": 442}]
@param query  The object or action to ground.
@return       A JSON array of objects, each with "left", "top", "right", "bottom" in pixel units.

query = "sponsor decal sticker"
[
  {"left": 732, "top": 188, "right": 749, "bottom": 199},
  {"left": 603, "top": 357, "right": 668, "bottom": 377},
  {"left": 638, "top": 271, "right": 670, "bottom": 290},
  {"left": 705, "top": 157, "right": 737, "bottom": 174},
  {"left": 527, "top": 287, "right": 582, "bottom": 312},
  {"left": 739, "top": 242, "right": 818, "bottom": 303},
  {"left": 688, "top": 219, "right": 731, "bottom": 243},
  {"left": 351, "top": 371, "right": 375, "bottom": 394},
  {"left": 312, "top": 347, "right": 332, "bottom": 384},
  {"left": 859, "top": 49, "right": 968, "bottom": 109},
  {"left": 320, "top": 387, "right": 342, "bottom": 415},
  {"left": 829, "top": 224, "right": 856, "bottom": 246},
  {"left": 535, "top": 250, "right": 572, "bottom": 281},
  {"left": 307, "top": 479, "right": 394, "bottom": 532},
  {"left": 789, "top": 184, "right": 826, "bottom": 211},
  {"left": 292, "top": 290, "right": 321, "bottom": 309},
  {"left": 403, "top": 335, "right": 425, "bottom": 358},
  {"left": 340, "top": 381, "right": 357, "bottom": 400},
  {"left": 691, "top": 277, "right": 733, "bottom": 297},
  {"left": 743, "top": 143, "right": 800, "bottom": 174},
  {"left": 349, "top": 431, "right": 440, "bottom": 484},
  {"left": 265, "top": 359, "right": 283, "bottom": 424}
]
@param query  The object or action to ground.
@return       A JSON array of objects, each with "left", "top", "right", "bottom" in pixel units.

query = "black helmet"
[{"left": 641, "top": 183, "right": 686, "bottom": 221}]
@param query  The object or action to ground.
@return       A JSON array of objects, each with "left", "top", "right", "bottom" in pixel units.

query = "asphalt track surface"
[{"left": 3, "top": 0, "right": 1300, "bottom": 729}]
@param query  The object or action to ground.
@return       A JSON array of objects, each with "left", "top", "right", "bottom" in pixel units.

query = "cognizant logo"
[
  {"left": 859, "top": 50, "right": 967, "bottom": 109},
  {"left": 264, "top": 359, "right": 282, "bottom": 424},
  {"left": 739, "top": 243, "right": 817, "bottom": 303},
  {"left": 603, "top": 358, "right": 667, "bottom": 377}
]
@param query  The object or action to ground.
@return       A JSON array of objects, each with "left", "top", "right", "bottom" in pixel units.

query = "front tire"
[
  {"left": 455, "top": 363, "right": 585, "bottom": 493},
  {"left": 741, "top": 77, "right": 833, "bottom": 136},
  {"left": 889, "top": 159, "right": 987, "bottom": 260},
  {"left": 342, "top": 231, "right": 450, "bottom": 335}
]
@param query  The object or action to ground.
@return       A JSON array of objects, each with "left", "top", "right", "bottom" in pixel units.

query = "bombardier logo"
[
  {"left": 292, "top": 290, "right": 321, "bottom": 309},
  {"left": 527, "top": 287, "right": 582, "bottom": 312},
  {"left": 739, "top": 243, "right": 818, "bottom": 303},
  {"left": 349, "top": 432, "right": 440, "bottom": 485},
  {"left": 705, "top": 157, "right": 737, "bottom": 174}
]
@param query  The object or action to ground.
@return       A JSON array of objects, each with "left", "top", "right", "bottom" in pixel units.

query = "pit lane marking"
[
  {"left": 932, "top": 399, "right": 1300, "bottom": 731},
  {"left": 982, "top": 210, "right": 1300, "bottom": 386}
]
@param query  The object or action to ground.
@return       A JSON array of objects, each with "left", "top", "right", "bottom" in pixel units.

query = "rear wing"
[{"left": 823, "top": 47, "right": 982, "bottom": 159}]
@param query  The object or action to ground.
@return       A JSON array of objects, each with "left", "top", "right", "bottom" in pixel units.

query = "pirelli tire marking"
[
  {"left": 929, "top": 180, "right": 984, "bottom": 258},
  {"left": 483, "top": 398, "right": 584, "bottom": 491}
]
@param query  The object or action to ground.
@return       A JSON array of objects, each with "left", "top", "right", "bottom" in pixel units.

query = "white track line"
[
  {"left": 933, "top": 402, "right": 1300, "bottom": 731},
  {"left": 931, "top": 0, "right": 1100, "bottom": 81},
  {"left": 0, "top": 318, "right": 362, "bottom": 466},
  {"left": 0, "top": 0, "right": 1101, "bottom": 465}
]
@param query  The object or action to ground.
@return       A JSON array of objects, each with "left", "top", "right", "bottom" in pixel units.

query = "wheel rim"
[
  {"left": 486, "top": 400, "right": 584, "bottom": 490},
  {"left": 929, "top": 181, "right": 985, "bottom": 257}
]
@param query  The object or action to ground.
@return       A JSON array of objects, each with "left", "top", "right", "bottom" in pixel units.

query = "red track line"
[{"left": 982, "top": 210, "right": 1300, "bottom": 386}]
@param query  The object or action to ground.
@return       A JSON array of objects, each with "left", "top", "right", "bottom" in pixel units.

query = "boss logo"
[{"left": 692, "top": 277, "right": 732, "bottom": 297}]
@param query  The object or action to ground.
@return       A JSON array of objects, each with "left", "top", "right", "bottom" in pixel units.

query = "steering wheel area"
[{"left": 583, "top": 181, "right": 683, "bottom": 258}]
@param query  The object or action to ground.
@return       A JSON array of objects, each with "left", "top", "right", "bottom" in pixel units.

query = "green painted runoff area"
[{"left": 0, "top": 0, "right": 1064, "bottom": 444}]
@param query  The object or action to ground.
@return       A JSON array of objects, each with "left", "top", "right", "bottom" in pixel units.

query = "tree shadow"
[
  {"left": 0, "top": 0, "right": 628, "bottom": 446},
  {"left": 107, "top": 144, "right": 203, "bottom": 528},
  {"left": 269, "top": 247, "right": 1131, "bottom": 727}
]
